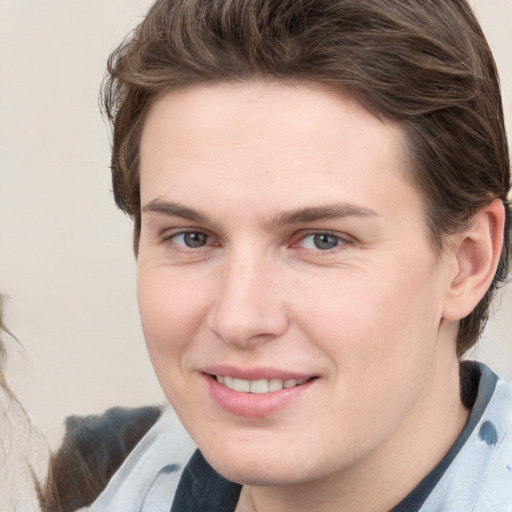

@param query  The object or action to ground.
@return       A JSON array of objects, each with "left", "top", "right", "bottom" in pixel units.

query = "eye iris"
[
  {"left": 184, "top": 232, "right": 208, "bottom": 248},
  {"left": 313, "top": 234, "right": 339, "bottom": 250}
]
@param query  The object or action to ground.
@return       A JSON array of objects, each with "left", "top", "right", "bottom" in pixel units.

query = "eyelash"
[
  {"left": 161, "top": 229, "right": 353, "bottom": 254},
  {"left": 161, "top": 230, "right": 214, "bottom": 252},
  {"left": 295, "top": 231, "right": 352, "bottom": 252}
]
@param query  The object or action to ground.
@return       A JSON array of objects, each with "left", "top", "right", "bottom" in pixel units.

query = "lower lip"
[{"left": 205, "top": 375, "right": 315, "bottom": 418}]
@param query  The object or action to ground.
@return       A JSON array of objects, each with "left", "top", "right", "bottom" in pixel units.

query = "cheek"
[
  {"left": 291, "top": 266, "right": 445, "bottom": 444},
  {"left": 136, "top": 265, "right": 209, "bottom": 370},
  {"left": 296, "top": 260, "right": 443, "bottom": 374},
  {"left": 136, "top": 266, "right": 216, "bottom": 420}
]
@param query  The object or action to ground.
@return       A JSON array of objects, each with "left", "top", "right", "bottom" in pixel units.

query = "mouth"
[
  {"left": 210, "top": 374, "right": 314, "bottom": 394},
  {"left": 204, "top": 370, "right": 318, "bottom": 417}
]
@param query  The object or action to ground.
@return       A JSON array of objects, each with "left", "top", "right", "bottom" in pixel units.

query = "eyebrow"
[
  {"left": 142, "top": 199, "right": 208, "bottom": 223},
  {"left": 142, "top": 199, "right": 379, "bottom": 225},
  {"left": 272, "top": 204, "right": 380, "bottom": 226}
]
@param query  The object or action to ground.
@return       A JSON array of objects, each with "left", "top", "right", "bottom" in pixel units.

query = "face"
[{"left": 137, "top": 81, "right": 458, "bottom": 486}]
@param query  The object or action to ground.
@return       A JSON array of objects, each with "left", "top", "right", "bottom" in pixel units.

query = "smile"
[
  {"left": 215, "top": 375, "right": 310, "bottom": 394},
  {"left": 206, "top": 371, "right": 317, "bottom": 416}
]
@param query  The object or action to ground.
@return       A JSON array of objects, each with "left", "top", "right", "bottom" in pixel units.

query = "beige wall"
[{"left": 0, "top": 0, "right": 511, "bottom": 442}]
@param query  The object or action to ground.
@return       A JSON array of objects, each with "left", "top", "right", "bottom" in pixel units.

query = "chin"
[
  {"left": 210, "top": 460, "right": 306, "bottom": 487},
  {"left": 199, "top": 441, "right": 324, "bottom": 487}
]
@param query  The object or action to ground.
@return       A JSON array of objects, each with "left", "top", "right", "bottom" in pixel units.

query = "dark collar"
[{"left": 171, "top": 450, "right": 241, "bottom": 512}]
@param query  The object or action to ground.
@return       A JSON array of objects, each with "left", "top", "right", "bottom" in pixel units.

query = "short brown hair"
[{"left": 102, "top": 0, "right": 511, "bottom": 355}]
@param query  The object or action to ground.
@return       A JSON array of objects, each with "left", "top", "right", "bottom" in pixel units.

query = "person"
[
  {"left": 0, "top": 298, "right": 161, "bottom": 511},
  {"left": 89, "top": 0, "right": 512, "bottom": 510},
  {"left": 0, "top": 299, "right": 51, "bottom": 512}
]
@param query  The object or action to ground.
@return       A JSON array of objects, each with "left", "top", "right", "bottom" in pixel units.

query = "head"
[
  {"left": 103, "top": 0, "right": 510, "bottom": 357},
  {"left": 102, "top": 0, "right": 511, "bottom": 496}
]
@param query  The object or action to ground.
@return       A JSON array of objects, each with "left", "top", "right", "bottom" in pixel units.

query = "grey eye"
[
  {"left": 311, "top": 233, "right": 340, "bottom": 250},
  {"left": 175, "top": 232, "right": 209, "bottom": 248}
]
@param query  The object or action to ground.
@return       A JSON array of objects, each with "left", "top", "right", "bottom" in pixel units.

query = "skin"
[{"left": 137, "top": 81, "right": 473, "bottom": 512}]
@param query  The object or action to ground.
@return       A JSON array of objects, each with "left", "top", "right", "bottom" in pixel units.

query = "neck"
[{"left": 237, "top": 351, "right": 469, "bottom": 512}]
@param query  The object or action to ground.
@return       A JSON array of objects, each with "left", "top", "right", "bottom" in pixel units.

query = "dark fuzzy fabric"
[{"left": 42, "top": 405, "right": 162, "bottom": 512}]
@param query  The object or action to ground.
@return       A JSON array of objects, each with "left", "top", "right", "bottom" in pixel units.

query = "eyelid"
[
  {"left": 159, "top": 227, "right": 353, "bottom": 251},
  {"left": 161, "top": 228, "right": 213, "bottom": 247},
  {"left": 292, "top": 229, "right": 354, "bottom": 250}
]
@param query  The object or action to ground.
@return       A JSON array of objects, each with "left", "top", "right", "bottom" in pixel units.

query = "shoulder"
[
  {"left": 422, "top": 366, "right": 512, "bottom": 511},
  {"left": 87, "top": 407, "right": 195, "bottom": 512}
]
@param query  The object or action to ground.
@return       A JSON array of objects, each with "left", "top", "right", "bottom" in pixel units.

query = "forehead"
[
  {"left": 139, "top": 81, "right": 419, "bottom": 224},
  {"left": 142, "top": 81, "right": 405, "bottom": 161}
]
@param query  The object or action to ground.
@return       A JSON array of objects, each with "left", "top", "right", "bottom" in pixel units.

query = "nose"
[{"left": 207, "top": 252, "right": 289, "bottom": 348}]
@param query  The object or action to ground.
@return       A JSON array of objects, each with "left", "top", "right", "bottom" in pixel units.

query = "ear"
[{"left": 442, "top": 199, "right": 506, "bottom": 321}]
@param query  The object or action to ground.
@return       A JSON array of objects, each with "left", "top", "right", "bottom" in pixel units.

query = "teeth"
[
  {"left": 269, "top": 378, "right": 284, "bottom": 392},
  {"left": 233, "top": 378, "right": 251, "bottom": 392},
  {"left": 250, "top": 379, "right": 269, "bottom": 394},
  {"left": 215, "top": 376, "right": 309, "bottom": 394}
]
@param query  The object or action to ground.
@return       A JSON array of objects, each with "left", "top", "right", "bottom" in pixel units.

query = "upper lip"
[{"left": 200, "top": 364, "right": 315, "bottom": 381}]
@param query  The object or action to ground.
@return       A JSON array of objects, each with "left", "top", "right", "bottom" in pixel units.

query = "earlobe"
[{"left": 443, "top": 199, "right": 506, "bottom": 321}]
